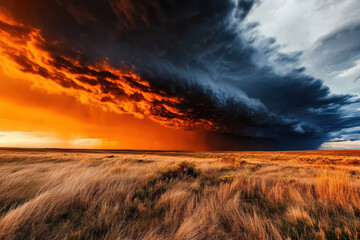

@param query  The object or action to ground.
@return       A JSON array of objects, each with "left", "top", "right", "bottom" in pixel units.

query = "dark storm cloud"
[{"left": 0, "top": 0, "right": 359, "bottom": 150}]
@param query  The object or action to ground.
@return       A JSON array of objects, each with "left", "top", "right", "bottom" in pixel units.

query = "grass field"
[{"left": 1, "top": 149, "right": 360, "bottom": 239}]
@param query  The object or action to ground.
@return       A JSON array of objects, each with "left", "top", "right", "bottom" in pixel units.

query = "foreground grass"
[{"left": 1, "top": 150, "right": 360, "bottom": 239}]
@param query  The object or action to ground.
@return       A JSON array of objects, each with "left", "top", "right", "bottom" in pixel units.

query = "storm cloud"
[{"left": 0, "top": 0, "right": 359, "bottom": 150}]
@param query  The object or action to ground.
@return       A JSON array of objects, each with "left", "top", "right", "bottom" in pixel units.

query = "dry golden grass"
[{"left": 1, "top": 149, "right": 360, "bottom": 239}]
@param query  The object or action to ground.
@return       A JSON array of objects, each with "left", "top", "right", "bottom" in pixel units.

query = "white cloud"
[
  {"left": 246, "top": 0, "right": 360, "bottom": 95},
  {"left": 320, "top": 140, "right": 360, "bottom": 150},
  {"left": 246, "top": 0, "right": 360, "bottom": 52}
]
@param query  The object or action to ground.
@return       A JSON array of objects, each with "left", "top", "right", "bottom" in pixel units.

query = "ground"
[{"left": 1, "top": 149, "right": 360, "bottom": 239}]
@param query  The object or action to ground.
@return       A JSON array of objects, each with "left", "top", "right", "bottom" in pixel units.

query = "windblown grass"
[{"left": 0, "top": 149, "right": 360, "bottom": 239}]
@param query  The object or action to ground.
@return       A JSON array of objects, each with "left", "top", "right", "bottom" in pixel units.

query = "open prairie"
[{"left": 1, "top": 149, "right": 360, "bottom": 240}]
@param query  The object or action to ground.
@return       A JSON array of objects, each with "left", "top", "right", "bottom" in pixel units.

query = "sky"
[{"left": 0, "top": 0, "right": 359, "bottom": 150}]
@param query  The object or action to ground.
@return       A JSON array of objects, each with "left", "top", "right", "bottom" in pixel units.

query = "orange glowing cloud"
[
  {"left": 0, "top": 9, "right": 211, "bottom": 150},
  {"left": 0, "top": 9, "right": 214, "bottom": 132}
]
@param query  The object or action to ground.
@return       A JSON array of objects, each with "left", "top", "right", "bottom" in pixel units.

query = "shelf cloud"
[{"left": 0, "top": 0, "right": 359, "bottom": 150}]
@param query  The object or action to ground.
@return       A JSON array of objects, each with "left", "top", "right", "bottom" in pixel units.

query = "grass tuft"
[{"left": 147, "top": 161, "right": 198, "bottom": 184}]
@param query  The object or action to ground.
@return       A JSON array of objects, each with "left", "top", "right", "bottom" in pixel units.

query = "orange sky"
[
  {"left": 0, "top": 69, "right": 208, "bottom": 150},
  {"left": 0, "top": 9, "right": 211, "bottom": 150}
]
